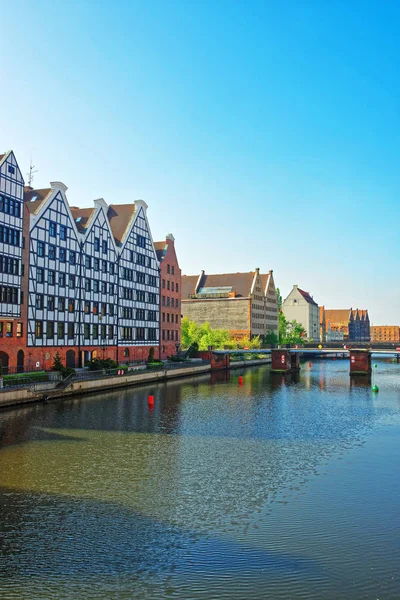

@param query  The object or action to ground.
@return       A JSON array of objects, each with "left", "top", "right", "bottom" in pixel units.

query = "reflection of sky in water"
[{"left": 0, "top": 361, "right": 399, "bottom": 599}]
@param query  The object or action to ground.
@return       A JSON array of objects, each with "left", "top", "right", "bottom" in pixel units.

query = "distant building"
[
  {"left": 324, "top": 309, "right": 370, "bottom": 342},
  {"left": 282, "top": 285, "right": 320, "bottom": 341},
  {"left": 319, "top": 306, "right": 326, "bottom": 342},
  {"left": 326, "top": 321, "right": 344, "bottom": 342},
  {"left": 370, "top": 326, "right": 400, "bottom": 343},
  {"left": 181, "top": 268, "right": 278, "bottom": 341},
  {"left": 154, "top": 234, "right": 181, "bottom": 359}
]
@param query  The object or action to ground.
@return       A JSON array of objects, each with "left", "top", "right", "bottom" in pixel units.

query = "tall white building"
[{"left": 282, "top": 285, "right": 320, "bottom": 342}]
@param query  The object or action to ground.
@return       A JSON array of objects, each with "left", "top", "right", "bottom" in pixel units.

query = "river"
[{"left": 0, "top": 359, "right": 399, "bottom": 599}]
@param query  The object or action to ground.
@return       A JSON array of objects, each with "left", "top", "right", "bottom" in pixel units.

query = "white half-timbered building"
[
  {"left": 24, "top": 183, "right": 82, "bottom": 360},
  {"left": 108, "top": 200, "right": 160, "bottom": 361},
  {"left": 0, "top": 151, "right": 24, "bottom": 321},
  {"left": 71, "top": 199, "right": 118, "bottom": 362}
]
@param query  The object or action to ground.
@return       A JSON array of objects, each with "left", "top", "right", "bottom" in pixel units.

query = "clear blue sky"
[{"left": 2, "top": 0, "right": 399, "bottom": 323}]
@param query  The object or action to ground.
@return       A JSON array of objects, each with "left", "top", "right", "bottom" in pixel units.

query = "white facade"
[
  {"left": 0, "top": 151, "right": 24, "bottom": 319},
  {"left": 282, "top": 285, "right": 320, "bottom": 341},
  {"left": 118, "top": 201, "right": 159, "bottom": 349}
]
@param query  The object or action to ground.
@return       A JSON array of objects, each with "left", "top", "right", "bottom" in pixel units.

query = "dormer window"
[{"left": 8, "top": 165, "right": 15, "bottom": 174}]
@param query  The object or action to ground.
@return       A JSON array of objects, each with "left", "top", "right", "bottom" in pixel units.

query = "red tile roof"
[
  {"left": 107, "top": 204, "right": 136, "bottom": 246},
  {"left": 24, "top": 188, "right": 53, "bottom": 214},
  {"left": 70, "top": 207, "right": 96, "bottom": 232},
  {"left": 298, "top": 288, "right": 318, "bottom": 306},
  {"left": 182, "top": 271, "right": 257, "bottom": 299}
]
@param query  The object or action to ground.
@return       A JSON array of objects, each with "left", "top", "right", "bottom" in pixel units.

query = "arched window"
[{"left": 123, "top": 348, "right": 130, "bottom": 358}]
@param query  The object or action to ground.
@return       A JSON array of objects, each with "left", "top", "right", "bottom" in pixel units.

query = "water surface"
[{"left": 0, "top": 360, "right": 399, "bottom": 599}]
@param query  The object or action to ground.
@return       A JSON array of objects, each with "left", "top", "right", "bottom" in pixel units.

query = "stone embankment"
[{"left": 0, "top": 357, "right": 271, "bottom": 410}]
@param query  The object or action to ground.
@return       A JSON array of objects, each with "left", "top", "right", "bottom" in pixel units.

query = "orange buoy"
[
  {"left": 238, "top": 376, "right": 243, "bottom": 386},
  {"left": 308, "top": 362, "right": 312, "bottom": 368},
  {"left": 148, "top": 395, "right": 154, "bottom": 407}
]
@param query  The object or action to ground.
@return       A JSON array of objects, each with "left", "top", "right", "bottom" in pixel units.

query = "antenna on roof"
[{"left": 27, "top": 158, "right": 38, "bottom": 187}]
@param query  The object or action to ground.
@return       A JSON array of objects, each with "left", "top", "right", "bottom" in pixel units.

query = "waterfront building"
[
  {"left": 154, "top": 234, "right": 181, "bottom": 359},
  {"left": 0, "top": 151, "right": 25, "bottom": 372},
  {"left": 324, "top": 309, "right": 370, "bottom": 342},
  {"left": 319, "top": 306, "right": 326, "bottom": 342},
  {"left": 282, "top": 285, "right": 320, "bottom": 341},
  {"left": 0, "top": 149, "right": 161, "bottom": 372},
  {"left": 181, "top": 268, "right": 278, "bottom": 340},
  {"left": 370, "top": 325, "right": 400, "bottom": 343},
  {"left": 326, "top": 320, "right": 344, "bottom": 342}
]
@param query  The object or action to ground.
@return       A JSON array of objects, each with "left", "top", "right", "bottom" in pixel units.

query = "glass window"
[
  {"left": 37, "top": 268, "right": 44, "bottom": 283},
  {"left": 49, "top": 221, "right": 57, "bottom": 237},
  {"left": 69, "top": 275, "right": 75, "bottom": 289},
  {"left": 49, "top": 245, "right": 56, "bottom": 260},
  {"left": 68, "top": 298, "right": 75, "bottom": 313},
  {"left": 85, "top": 255, "right": 91, "bottom": 269},
  {"left": 16, "top": 323, "right": 23, "bottom": 337},
  {"left": 93, "top": 324, "right": 98, "bottom": 338},
  {"left": 48, "top": 296, "right": 55, "bottom": 310},
  {"left": 69, "top": 251, "right": 76, "bottom": 265},
  {"left": 68, "top": 323, "right": 74, "bottom": 339},
  {"left": 59, "top": 248, "right": 66, "bottom": 262},
  {"left": 94, "top": 237, "right": 100, "bottom": 252},
  {"left": 35, "top": 320, "right": 43, "bottom": 339},
  {"left": 47, "top": 321, "right": 54, "bottom": 339},
  {"left": 36, "top": 294, "right": 44, "bottom": 309},
  {"left": 58, "top": 297, "right": 65, "bottom": 311},
  {"left": 102, "top": 240, "right": 108, "bottom": 254},
  {"left": 57, "top": 322, "right": 65, "bottom": 338},
  {"left": 59, "top": 273, "right": 66, "bottom": 287},
  {"left": 60, "top": 225, "right": 67, "bottom": 240},
  {"left": 48, "top": 270, "right": 56, "bottom": 285},
  {"left": 37, "top": 241, "right": 45, "bottom": 257},
  {"left": 84, "top": 324, "right": 90, "bottom": 340},
  {"left": 94, "top": 257, "right": 99, "bottom": 271}
]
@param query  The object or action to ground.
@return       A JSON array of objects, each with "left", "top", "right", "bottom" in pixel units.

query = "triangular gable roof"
[
  {"left": 182, "top": 271, "right": 256, "bottom": 299},
  {"left": 24, "top": 187, "right": 53, "bottom": 214},
  {"left": 107, "top": 204, "right": 136, "bottom": 246},
  {"left": 0, "top": 152, "right": 7, "bottom": 164},
  {"left": 298, "top": 288, "right": 318, "bottom": 306},
  {"left": 154, "top": 241, "right": 167, "bottom": 262},
  {"left": 70, "top": 207, "right": 96, "bottom": 232}
]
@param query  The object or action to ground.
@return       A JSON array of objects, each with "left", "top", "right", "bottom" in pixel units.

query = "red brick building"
[{"left": 154, "top": 234, "right": 181, "bottom": 359}]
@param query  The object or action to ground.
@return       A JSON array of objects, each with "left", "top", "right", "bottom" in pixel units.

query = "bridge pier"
[
  {"left": 349, "top": 350, "right": 371, "bottom": 376},
  {"left": 271, "top": 349, "right": 300, "bottom": 374}
]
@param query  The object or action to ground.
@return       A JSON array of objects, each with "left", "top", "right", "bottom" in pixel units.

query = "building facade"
[
  {"left": 370, "top": 326, "right": 400, "bottom": 343},
  {"left": 324, "top": 309, "right": 370, "bottom": 342},
  {"left": 154, "top": 234, "right": 181, "bottom": 359},
  {"left": 0, "top": 149, "right": 161, "bottom": 372},
  {"left": 282, "top": 285, "right": 320, "bottom": 341},
  {"left": 181, "top": 268, "right": 278, "bottom": 341}
]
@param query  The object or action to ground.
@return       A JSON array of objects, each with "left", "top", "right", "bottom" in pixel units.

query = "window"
[
  {"left": 59, "top": 248, "right": 66, "bottom": 263},
  {"left": 167, "top": 313, "right": 170, "bottom": 323},
  {"left": 102, "top": 260, "right": 107, "bottom": 273},
  {"left": 147, "top": 257, "right": 152, "bottom": 268},
  {"left": 93, "top": 280, "right": 99, "bottom": 293},
  {"left": 148, "top": 328, "right": 157, "bottom": 341},
  {"left": 37, "top": 268, "right": 44, "bottom": 283},
  {"left": 69, "top": 251, "right": 76, "bottom": 265},
  {"left": 123, "top": 348, "right": 130, "bottom": 358},
  {"left": 58, "top": 297, "right": 65, "bottom": 311},
  {"left": 93, "top": 301, "right": 99, "bottom": 315},
  {"left": 136, "top": 327, "right": 145, "bottom": 340},
  {"left": 122, "top": 327, "right": 133, "bottom": 340},
  {"left": 37, "top": 241, "right": 45, "bottom": 257},
  {"left": 136, "top": 271, "right": 145, "bottom": 284},
  {"left": 148, "top": 310, "right": 157, "bottom": 321},
  {"left": 49, "top": 244, "right": 56, "bottom": 260},
  {"left": 175, "top": 298, "right": 179, "bottom": 308},
  {"left": 92, "top": 324, "right": 99, "bottom": 338},
  {"left": 35, "top": 320, "right": 43, "bottom": 339},
  {"left": 5, "top": 322, "right": 13, "bottom": 337},
  {"left": 48, "top": 296, "right": 55, "bottom": 310},
  {"left": 109, "top": 283, "right": 114, "bottom": 296},
  {"left": 68, "top": 322, "right": 74, "bottom": 339},
  {"left": 109, "top": 304, "right": 114, "bottom": 316},
  {"left": 109, "top": 263, "right": 115, "bottom": 275},
  {"left": 171, "top": 282, "right": 174, "bottom": 291},
  {"left": 101, "top": 281, "right": 107, "bottom": 294},
  {"left": 148, "top": 292, "right": 157, "bottom": 304},
  {"left": 47, "top": 321, "right": 54, "bottom": 339},
  {"left": 137, "top": 290, "right": 145, "bottom": 302},
  {"left": 68, "top": 298, "right": 75, "bottom": 313},
  {"left": 84, "top": 324, "right": 90, "bottom": 340},
  {"left": 167, "top": 264, "right": 170, "bottom": 274},
  {"left": 57, "top": 322, "right": 65, "bottom": 338},
  {"left": 175, "top": 314, "right": 178, "bottom": 323},
  {"left": 60, "top": 225, "right": 67, "bottom": 240},
  {"left": 108, "top": 325, "right": 114, "bottom": 339},
  {"left": 171, "top": 266, "right": 175, "bottom": 275},
  {"left": 137, "top": 234, "right": 146, "bottom": 248},
  {"left": 162, "top": 313, "right": 165, "bottom": 322},
  {"left": 136, "top": 308, "right": 145, "bottom": 320},
  {"left": 69, "top": 275, "right": 75, "bottom": 289},
  {"left": 8, "top": 165, "right": 15, "bottom": 174},
  {"left": 102, "top": 240, "right": 108, "bottom": 254},
  {"left": 49, "top": 221, "right": 57, "bottom": 237},
  {"left": 130, "top": 250, "right": 134, "bottom": 262},
  {"left": 16, "top": 323, "right": 23, "bottom": 338},
  {"left": 167, "top": 281, "right": 170, "bottom": 290},
  {"left": 162, "top": 279, "right": 165, "bottom": 289},
  {"left": 136, "top": 253, "right": 146, "bottom": 266},
  {"left": 36, "top": 294, "right": 44, "bottom": 309},
  {"left": 48, "top": 270, "right": 56, "bottom": 285},
  {"left": 148, "top": 275, "right": 157, "bottom": 287},
  {"left": 162, "top": 295, "right": 165, "bottom": 306},
  {"left": 94, "top": 257, "right": 99, "bottom": 271},
  {"left": 85, "top": 255, "right": 91, "bottom": 269},
  {"left": 101, "top": 324, "right": 106, "bottom": 339},
  {"left": 85, "top": 278, "right": 91, "bottom": 292},
  {"left": 162, "top": 330, "right": 165, "bottom": 340},
  {"left": 101, "top": 303, "right": 107, "bottom": 316},
  {"left": 94, "top": 237, "right": 100, "bottom": 252},
  {"left": 59, "top": 273, "right": 66, "bottom": 287},
  {"left": 176, "top": 283, "right": 179, "bottom": 293}
]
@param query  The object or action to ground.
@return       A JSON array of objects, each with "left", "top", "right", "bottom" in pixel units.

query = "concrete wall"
[{"left": 181, "top": 297, "right": 249, "bottom": 334}]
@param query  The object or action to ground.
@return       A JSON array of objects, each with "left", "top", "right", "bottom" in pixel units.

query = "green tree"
[
  {"left": 51, "top": 352, "right": 64, "bottom": 372},
  {"left": 264, "top": 330, "right": 279, "bottom": 345}
]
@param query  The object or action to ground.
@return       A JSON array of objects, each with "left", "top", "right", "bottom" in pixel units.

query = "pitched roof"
[
  {"left": 182, "top": 271, "right": 256, "bottom": 299},
  {"left": 70, "top": 207, "right": 96, "bottom": 232},
  {"left": 325, "top": 309, "right": 351, "bottom": 325},
  {"left": 0, "top": 152, "right": 6, "bottom": 164},
  {"left": 24, "top": 187, "right": 53, "bottom": 214},
  {"left": 107, "top": 204, "right": 136, "bottom": 246},
  {"left": 298, "top": 288, "right": 318, "bottom": 306},
  {"left": 259, "top": 271, "right": 274, "bottom": 293},
  {"left": 154, "top": 241, "right": 167, "bottom": 262}
]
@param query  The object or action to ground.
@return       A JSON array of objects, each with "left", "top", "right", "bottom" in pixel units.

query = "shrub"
[
  {"left": 147, "top": 347, "right": 155, "bottom": 363},
  {"left": 87, "top": 358, "right": 118, "bottom": 371}
]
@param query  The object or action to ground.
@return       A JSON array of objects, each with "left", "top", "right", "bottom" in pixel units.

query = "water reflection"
[{"left": 0, "top": 361, "right": 400, "bottom": 599}]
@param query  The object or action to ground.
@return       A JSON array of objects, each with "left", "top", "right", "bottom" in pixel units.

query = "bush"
[
  {"left": 87, "top": 358, "right": 119, "bottom": 371},
  {"left": 147, "top": 347, "right": 155, "bottom": 363}
]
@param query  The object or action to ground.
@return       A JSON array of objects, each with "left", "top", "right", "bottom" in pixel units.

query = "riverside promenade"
[{"left": 0, "top": 356, "right": 271, "bottom": 410}]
